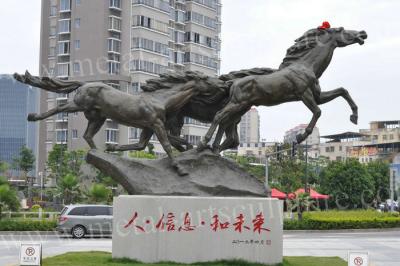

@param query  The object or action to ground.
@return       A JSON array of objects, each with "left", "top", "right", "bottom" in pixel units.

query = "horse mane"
[
  {"left": 141, "top": 71, "right": 210, "bottom": 92},
  {"left": 219, "top": 67, "right": 276, "bottom": 81},
  {"left": 280, "top": 28, "right": 329, "bottom": 68}
]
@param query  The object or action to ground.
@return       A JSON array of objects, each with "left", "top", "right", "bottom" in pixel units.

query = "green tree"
[
  {"left": 366, "top": 160, "right": 390, "bottom": 203},
  {"left": 55, "top": 174, "right": 81, "bottom": 205},
  {"left": 47, "top": 145, "right": 85, "bottom": 182},
  {"left": 320, "top": 159, "right": 375, "bottom": 209},
  {"left": 0, "top": 161, "right": 8, "bottom": 174},
  {"left": 0, "top": 176, "right": 20, "bottom": 220},
  {"left": 13, "top": 146, "right": 35, "bottom": 206},
  {"left": 87, "top": 184, "right": 111, "bottom": 203}
]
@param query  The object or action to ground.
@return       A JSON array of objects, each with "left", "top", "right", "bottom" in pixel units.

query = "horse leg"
[
  {"left": 211, "top": 126, "right": 225, "bottom": 154},
  {"left": 28, "top": 102, "right": 81, "bottom": 121},
  {"left": 168, "top": 134, "right": 191, "bottom": 152},
  {"left": 83, "top": 112, "right": 106, "bottom": 149},
  {"left": 152, "top": 119, "right": 188, "bottom": 176},
  {"left": 218, "top": 119, "right": 241, "bottom": 152},
  {"left": 316, "top": 87, "right": 358, "bottom": 124},
  {"left": 106, "top": 128, "right": 153, "bottom": 152},
  {"left": 198, "top": 102, "right": 246, "bottom": 151},
  {"left": 297, "top": 90, "right": 321, "bottom": 144}
]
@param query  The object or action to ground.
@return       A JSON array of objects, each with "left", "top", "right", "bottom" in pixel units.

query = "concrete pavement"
[{"left": 1, "top": 230, "right": 399, "bottom": 266}]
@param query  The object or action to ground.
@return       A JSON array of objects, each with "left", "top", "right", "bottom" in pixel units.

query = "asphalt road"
[{"left": 1, "top": 230, "right": 400, "bottom": 266}]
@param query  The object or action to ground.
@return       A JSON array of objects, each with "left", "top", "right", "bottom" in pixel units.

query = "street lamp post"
[{"left": 304, "top": 140, "right": 309, "bottom": 194}]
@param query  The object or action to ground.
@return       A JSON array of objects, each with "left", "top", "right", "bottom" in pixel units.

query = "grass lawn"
[{"left": 42, "top": 251, "right": 347, "bottom": 266}]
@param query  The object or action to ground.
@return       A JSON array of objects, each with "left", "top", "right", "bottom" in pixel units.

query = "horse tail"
[{"left": 13, "top": 71, "right": 83, "bottom": 94}]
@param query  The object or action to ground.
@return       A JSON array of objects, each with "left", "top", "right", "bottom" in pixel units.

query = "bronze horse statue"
[
  {"left": 13, "top": 71, "right": 219, "bottom": 176},
  {"left": 199, "top": 26, "right": 367, "bottom": 150}
]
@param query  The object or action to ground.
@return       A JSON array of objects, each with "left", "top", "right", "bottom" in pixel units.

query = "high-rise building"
[
  {"left": 239, "top": 108, "right": 260, "bottom": 144},
  {"left": 38, "top": 0, "right": 221, "bottom": 174},
  {"left": 0, "top": 75, "right": 39, "bottom": 177}
]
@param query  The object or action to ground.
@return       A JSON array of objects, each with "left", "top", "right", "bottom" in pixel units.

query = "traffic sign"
[
  {"left": 20, "top": 243, "right": 42, "bottom": 266},
  {"left": 348, "top": 251, "right": 369, "bottom": 266}
]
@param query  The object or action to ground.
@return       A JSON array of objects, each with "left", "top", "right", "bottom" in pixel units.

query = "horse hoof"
[
  {"left": 27, "top": 113, "right": 37, "bottom": 121},
  {"left": 350, "top": 114, "right": 358, "bottom": 125}
]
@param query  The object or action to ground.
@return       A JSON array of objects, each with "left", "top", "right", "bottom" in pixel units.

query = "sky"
[{"left": 0, "top": 1, "right": 399, "bottom": 142}]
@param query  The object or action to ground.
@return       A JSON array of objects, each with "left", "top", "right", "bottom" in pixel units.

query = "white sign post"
[
  {"left": 113, "top": 196, "right": 283, "bottom": 265},
  {"left": 20, "top": 243, "right": 42, "bottom": 266},
  {"left": 348, "top": 251, "right": 369, "bottom": 266}
]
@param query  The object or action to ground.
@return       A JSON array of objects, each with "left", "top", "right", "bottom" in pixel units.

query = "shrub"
[
  {"left": 0, "top": 219, "right": 57, "bottom": 231},
  {"left": 284, "top": 210, "right": 400, "bottom": 230}
]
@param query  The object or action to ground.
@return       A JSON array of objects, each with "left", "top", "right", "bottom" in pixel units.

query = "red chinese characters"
[{"left": 123, "top": 211, "right": 270, "bottom": 234}]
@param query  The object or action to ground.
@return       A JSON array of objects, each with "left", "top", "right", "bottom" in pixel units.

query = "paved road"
[{"left": 1, "top": 231, "right": 400, "bottom": 266}]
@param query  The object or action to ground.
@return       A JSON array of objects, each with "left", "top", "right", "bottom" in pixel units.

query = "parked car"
[{"left": 57, "top": 204, "right": 113, "bottom": 238}]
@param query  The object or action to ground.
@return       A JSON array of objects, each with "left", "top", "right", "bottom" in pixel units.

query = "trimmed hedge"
[
  {"left": 284, "top": 210, "right": 400, "bottom": 230},
  {"left": 0, "top": 219, "right": 57, "bottom": 231}
]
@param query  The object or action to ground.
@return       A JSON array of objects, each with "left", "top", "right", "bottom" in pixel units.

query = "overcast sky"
[{"left": 1, "top": 1, "right": 399, "bottom": 142}]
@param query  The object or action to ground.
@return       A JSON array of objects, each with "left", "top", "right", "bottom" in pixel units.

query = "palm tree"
[
  {"left": 291, "top": 193, "right": 315, "bottom": 220},
  {"left": 87, "top": 184, "right": 111, "bottom": 204},
  {"left": 55, "top": 174, "right": 81, "bottom": 205}
]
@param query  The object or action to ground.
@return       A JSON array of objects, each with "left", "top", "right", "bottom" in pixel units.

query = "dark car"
[{"left": 57, "top": 204, "right": 113, "bottom": 238}]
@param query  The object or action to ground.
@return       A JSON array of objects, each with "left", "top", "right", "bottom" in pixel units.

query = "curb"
[
  {"left": 0, "top": 231, "right": 59, "bottom": 236},
  {"left": 284, "top": 228, "right": 400, "bottom": 233}
]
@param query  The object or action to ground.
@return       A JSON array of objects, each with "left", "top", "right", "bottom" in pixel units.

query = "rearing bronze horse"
[{"left": 199, "top": 26, "right": 367, "bottom": 150}]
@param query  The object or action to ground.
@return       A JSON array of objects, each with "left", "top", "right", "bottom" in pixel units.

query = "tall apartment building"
[
  {"left": 0, "top": 75, "right": 39, "bottom": 177},
  {"left": 239, "top": 108, "right": 260, "bottom": 144},
  {"left": 38, "top": 0, "right": 221, "bottom": 174}
]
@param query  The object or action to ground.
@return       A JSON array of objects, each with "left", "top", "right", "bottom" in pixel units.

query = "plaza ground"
[{"left": 1, "top": 230, "right": 400, "bottom": 266}]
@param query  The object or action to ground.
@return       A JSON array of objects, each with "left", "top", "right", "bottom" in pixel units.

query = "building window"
[
  {"left": 107, "top": 61, "right": 120, "bottom": 75},
  {"left": 184, "top": 52, "right": 217, "bottom": 69},
  {"left": 129, "top": 128, "right": 142, "bottom": 139},
  {"left": 57, "top": 63, "right": 69, "bottom": 77},
  {"left": 73, "top": 62, "right": 80, "bottom": 73},
  {"left": 390, "top": 134, "right": 394, "bottom": 140},
  {"left": 58, "top": 41, "right": 70, "bottom": 55},
  {"left": 108, "top": 38, "right": 121, "bottom": 53},
  {"left": 383, "top": 135, "right": 387, "bottom": 140},
  {"left": 108, "top": 16, "right": 122, "bottom": 32},
  {"left": 49, "top": 26, "right": 57, "bottom": 37},
  {"left": 74, "top": 40, "right": 80, "bottom": 49},
  {"left": 56, "top": 130, "right": 68, "bottom": 143},
  {"left": 75, "top": 18, "right": 81, "bottom": 28},
  {"left": 129, "top": 83, "right": 142, "bottom": 94},
  {"left": 109, "top": 0, "right": 121, "bottom": 9},
  {"left": 72, "top": 129, "right": 78, "bottom": 139},
  {"left": 60, "top": 0, "right": 71, "bottom": 12},
  {"left": 58, "top": 19, "right": 71, "bottom": 33},
  {"left": 50, "top": 6, "right": 57, "bottom": 16},
  {"left": 106, "top": 129, "right": 118, "bottom": 143}
]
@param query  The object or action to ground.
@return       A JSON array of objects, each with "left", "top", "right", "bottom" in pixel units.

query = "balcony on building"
[
  {"left": 109, "top": 0, "right": 122, "bottom": 11},
  {"left": 56, "top": 93, "right": 68, "bottom": 101},
  {"left": 108, "top": 16, "right": 122, "bottom": 33},
  {"left": 59, "top": 0, "right": 71, "bottom": 13},
  {"left": 55, "top": 112, "right": 68, "bottom": 122},
  {"left": 132, "top": 0, "right": 171, "bottom": 14},
  {"left": 56, "top": 129, "right": 68, "bottom": 144},
  {"left": 58, "top": 19, "right": 71, "bottom": 35}
]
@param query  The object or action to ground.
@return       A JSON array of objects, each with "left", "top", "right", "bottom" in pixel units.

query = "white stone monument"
[{"left": 113, "top": 196, "right": 283, "bottom": 264}]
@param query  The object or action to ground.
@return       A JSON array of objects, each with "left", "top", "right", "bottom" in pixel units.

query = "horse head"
[{"left": 280, "top": 24, "right": 368, "bottom": 77}]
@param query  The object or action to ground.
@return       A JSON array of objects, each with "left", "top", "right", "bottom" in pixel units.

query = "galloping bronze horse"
[
  {"left": 199, "top": 26, "right": 367, "bottom": 150},
  {"left": 13, "top": 71, "right": 218, "bottom": 175}
]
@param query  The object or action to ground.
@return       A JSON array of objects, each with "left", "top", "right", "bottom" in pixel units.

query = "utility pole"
[{"left": 265, "top": 156, "right": 271, "bottom": 197}]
